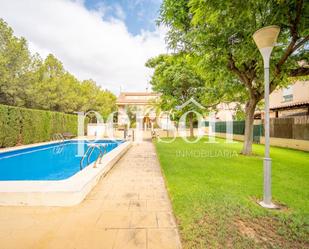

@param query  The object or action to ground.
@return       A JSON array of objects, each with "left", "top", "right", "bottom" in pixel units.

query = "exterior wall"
[
  {"left": 214, "top": 103, "right": 237, "bottom": 121},
  {"left": 293, "top": 81, "right": 309, "bottom": 102},
  {"left": 116, "top": 92, "right": 160, "bottom": 128},
  {"left": 118, "top": 105, "right": 125, "bottom": 112},
  {"left": 269, "top": 81, "right": 309, "bottom": 107},
  {"left": 117, "top": 104, "right": 156, "bottom": 127},
  {"left": 261, "top": 80, "right": 309, "bottom": 118},
  {"left": 87, "top": 124, "right": 106, "bottom": 137}
]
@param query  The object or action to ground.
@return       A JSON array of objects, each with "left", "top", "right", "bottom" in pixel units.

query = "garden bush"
[{"left": 0, "top": 104, "right": 77, "bottom": 148}]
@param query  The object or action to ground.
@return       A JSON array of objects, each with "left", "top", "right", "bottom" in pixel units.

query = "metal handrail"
[
  {"left": 57, "top": 133, "right": 65, "bottom": 143},
  {"left": 80, "top": 144, "right": 107, "bottom": 170},
  {"left": 52, "top": 133, "right": 65, "bottom": 143},
  {"left": 87, "top": 145, "right": 104, "bottom": 166},
  {"left": 51, "top": 133, "right": 65, "bottom": 154},
  {"left": 80, "top": 146, "right": 93, "bottom": 170}
]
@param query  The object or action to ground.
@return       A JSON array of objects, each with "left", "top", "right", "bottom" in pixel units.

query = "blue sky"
[{"left": 84, "top": 0, "right": 162, "bottom": 35}]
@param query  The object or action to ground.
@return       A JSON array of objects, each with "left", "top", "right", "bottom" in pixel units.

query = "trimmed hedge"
[{"left": 0, "top": 104, "right": 77, "bottom": 148}]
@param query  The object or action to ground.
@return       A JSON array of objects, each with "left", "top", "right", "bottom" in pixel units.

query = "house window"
[{"left": 282, "top": 85, "right": 293, "bottom": 102}]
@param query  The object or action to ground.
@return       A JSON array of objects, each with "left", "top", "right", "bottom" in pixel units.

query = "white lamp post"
[{"left": 253, "top": 25, "right": 280, "bottom": 209}]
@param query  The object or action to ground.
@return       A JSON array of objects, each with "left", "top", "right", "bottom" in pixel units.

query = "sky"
[
  {"left": 0, "top": 0, "right": 167, "bottom": 94},
  {"left": 84, "top": 0, "right": 162, "bottom": 35}
]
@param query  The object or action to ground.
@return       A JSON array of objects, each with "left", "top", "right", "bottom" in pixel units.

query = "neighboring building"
[
  {"left": 212, "top": 103, "right": 237, "bottom": 121},
  {"left": 212, "top": 81, "right": 309, "bottom": 121},
  {"left": 117, "top": 81, "right": 308, "bottom": 128},
  {"left": 255, "top": 81, "right": 309, "bottom": 119},
  {"left": 116, "top": 92, "right": 160, "bottom": 129}
]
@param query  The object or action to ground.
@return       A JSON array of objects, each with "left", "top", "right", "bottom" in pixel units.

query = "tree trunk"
[
  {"left": 241, "top": 98, "right": 258, "bottom": 155},
  {"left": 189, "top": 112, "right": 194, "bottom": 137}
]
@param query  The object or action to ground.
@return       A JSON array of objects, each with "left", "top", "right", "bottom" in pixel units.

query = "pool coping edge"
[{"left": 0, "top": 140, "right": 132, "bottom": 206}]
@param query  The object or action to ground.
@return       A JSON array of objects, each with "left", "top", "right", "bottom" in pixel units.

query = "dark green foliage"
[
  {"left": 0, "top": 104, "right": 77, "bottom": 148},
  {"left": 3, "top": 107, "right": 21, "bottom": 147},
  {"left": 0, "top": 19, "right": 116, "bottom": 116},
  {"left": 0, "top": 18, "right": 115, "bottom": 148},
  {"left": 0, "top": 106, "right": 7, "bottom": 147},
  {"left": 157, "top": 0, "right": 309, "bottom": 154}
]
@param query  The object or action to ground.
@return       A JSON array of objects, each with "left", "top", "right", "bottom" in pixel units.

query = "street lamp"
[{"left": 253, "top": 25, "right": 280, "bottom": 209}]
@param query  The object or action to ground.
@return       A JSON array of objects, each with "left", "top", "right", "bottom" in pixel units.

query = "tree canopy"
[
  {"left": 0, "top": 19, "right": 116, "bottom": 118},
  {"left": 146, "top": 53, "right": 209, "bottom": 136},
  {"left": 155, "top": 0, "right": 309, "bottom": 154},
  {"left": 146, "top": 54, "right": 205, "bottom": 109}
]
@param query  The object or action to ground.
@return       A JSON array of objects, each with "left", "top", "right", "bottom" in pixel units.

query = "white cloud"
[
  {"left": 114, "top": 4, "right": 126, "bottom": 20},
  {"left": 92, "top": 1, "right": 125, "bottom": 21},
  {"left": 0, "top": 0, "right": 167, "bottom": 93}
]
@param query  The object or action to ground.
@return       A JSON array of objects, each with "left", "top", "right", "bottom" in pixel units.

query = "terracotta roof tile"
[
  {"left": 116, "top": 92, "right": 160, "bottom": 105},
  {"left": 270, "top": 100, "right": 309, "bottom": 110}
]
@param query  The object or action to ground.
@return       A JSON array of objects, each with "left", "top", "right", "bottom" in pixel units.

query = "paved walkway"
[{"left": 0, "top": 141, "right": 182, "bottom": 249}]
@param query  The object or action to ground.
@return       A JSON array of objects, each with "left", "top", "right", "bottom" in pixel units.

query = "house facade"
[
  {"left": 116, "top": 92, "right": 160, "bottom": 129},
  {"left": 267, "top": 80, "right": 309, "bottom": 118},
  {"left": 117, "top": 81, "right": 308, "bottom": 127},
  {"left": 214, "top": 81, "right": 309, "bottom": 121}
]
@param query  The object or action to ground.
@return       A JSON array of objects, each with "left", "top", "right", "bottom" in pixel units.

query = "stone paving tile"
[
  {"left": 0, "top": 141, "right": 182, "bottom": 249},
  {"left": 139, "top": 190, "right": 155, "bottom": 200},
  {"left": 156, "top": 212, "right": 177, "bottom": 228},
  {"left": 147, "top": 229, "right": 182, "bottom": 249},
  {"left": 96, "top": 211, "right": 131, "bottom": 228},
  {"left": 4, "top": 229, "right": 54, "bottom": 249},
  {"left": 71, "top": 229, "right": 118, "bottom": 249},
  {"left": 113, "top": 229, "right": 147, "bottom": 249},
  {"left": 101, "top": 200, "right": 130, "bottom": 211},
  {"left": 147, "top": 200, "right": 171, "bottom": 211},
  {"left": 129, "top": 200, "right": 147, "bottom": 211},
  {"left": 130, "top": 211, "right": 157, "bottom": 228}
]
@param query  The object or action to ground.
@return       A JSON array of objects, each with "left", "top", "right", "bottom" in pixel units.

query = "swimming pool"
[
  {"left": 0, "top": 139, "right": 131, "bottom": 206},
  {"left": 0, "top": 140, "right": 122, "bottom": 181}
]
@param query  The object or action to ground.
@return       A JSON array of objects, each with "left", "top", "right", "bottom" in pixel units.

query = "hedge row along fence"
[{"left": 0, "top": 104, "right": 78, "bottom": 148}]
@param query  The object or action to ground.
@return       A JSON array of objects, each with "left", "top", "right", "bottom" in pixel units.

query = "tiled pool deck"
[{"left": 0, "top": 140, "right": 182, "bottom": 249}]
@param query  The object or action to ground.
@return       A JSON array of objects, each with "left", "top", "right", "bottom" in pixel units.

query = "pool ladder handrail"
[
  {"left": 52, "top": 133, "right": 65, "bottom": 143},
  {"left": 51, "top": 134, "right": 65, "bottom": 154},
  {"left": 80, "top": 144, "right": 107, "bottom": 170}
]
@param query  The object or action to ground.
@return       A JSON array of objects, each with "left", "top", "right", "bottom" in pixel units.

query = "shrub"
[{"left": 0, "top": 104, "right": 77, "bottom": 148}]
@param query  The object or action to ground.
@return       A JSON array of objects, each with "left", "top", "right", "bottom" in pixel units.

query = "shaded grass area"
[{"left": 155, "top": 137, "right": 309, "bottom": 249}]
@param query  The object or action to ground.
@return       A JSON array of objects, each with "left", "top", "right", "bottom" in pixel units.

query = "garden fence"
[{"left": 205, "top": 115, "right": 309, "bottom": 142}]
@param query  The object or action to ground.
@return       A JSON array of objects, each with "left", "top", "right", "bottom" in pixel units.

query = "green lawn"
[{"left": 155, "top": 137, "right": 309, "bottom": 249}]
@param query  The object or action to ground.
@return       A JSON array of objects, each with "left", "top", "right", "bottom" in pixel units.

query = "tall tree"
[
  {"left": 0, "top": 18, "right": 116, "bottom": 117},
  {"left": 146, "top": 54, "right": 206, "bottom": 137},
  {"left": 0, "top": 19, "right": 33, "bottom": 106},
  {"left": 158, "top": 0, "right": 309, "bottom": 154}
]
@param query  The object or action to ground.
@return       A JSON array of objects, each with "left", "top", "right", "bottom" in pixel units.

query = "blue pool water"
[{"left": 0, "top": 140, "right": 122, "bottom": 181}]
